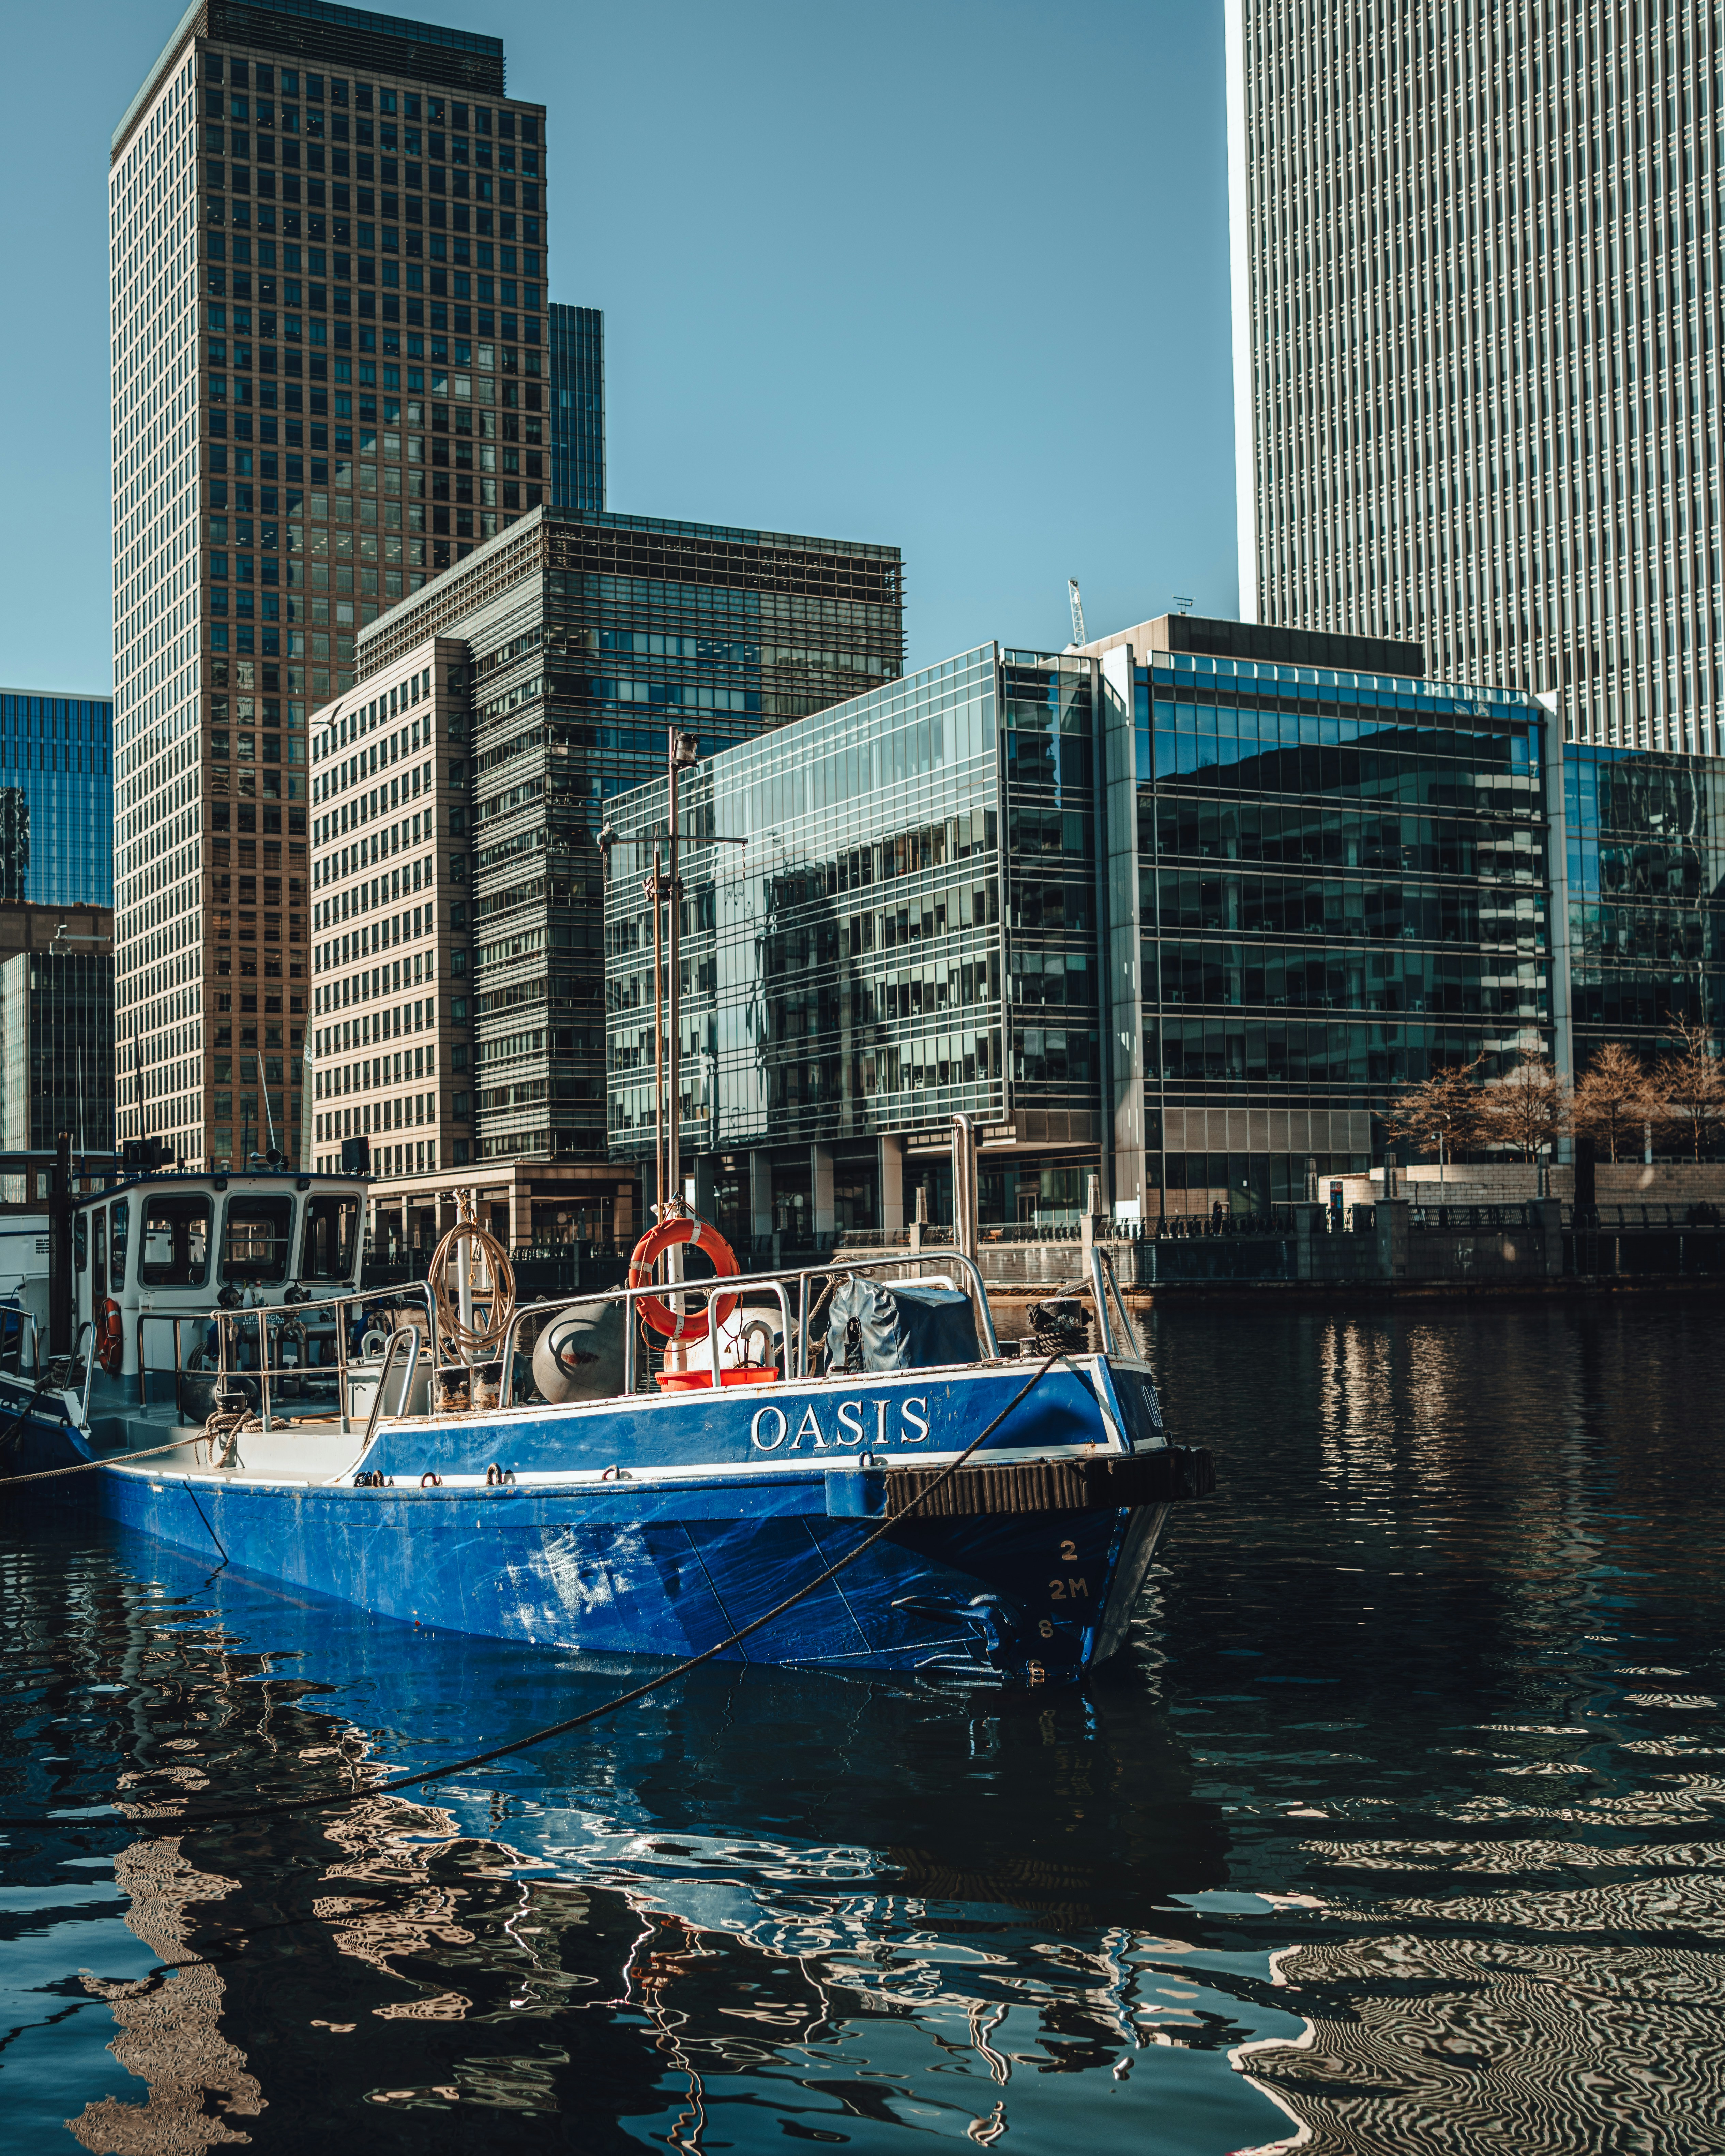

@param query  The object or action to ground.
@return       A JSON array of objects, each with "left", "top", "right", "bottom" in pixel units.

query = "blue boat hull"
[{"left": 0, "top": 1360, "right": 1179, "bottom": 1681}]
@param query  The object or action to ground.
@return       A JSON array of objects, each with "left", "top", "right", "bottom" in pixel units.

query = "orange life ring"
[
  {"left": 627, "top": 1216, "right": 740, "bottom": 1342},
  {"left": 97, "top": 1297, "right": 125, "bottom": 1378}
]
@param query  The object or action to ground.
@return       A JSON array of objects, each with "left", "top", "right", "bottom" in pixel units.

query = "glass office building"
[
  {"left": 547, "top": 302, "right": 604, "bottom": 514},
  {"left": 603, "top": 645, "right": 1108, "bottom": 1236},
  {"left": 1227, "top": 3, "right": 1722, "bottom": 755},
  {"left": 0, "top": 950, "right": 116, "bottom": 1155},
  {"left": 351, "top": 504, "right": 905, "bottom": 1171},
  {"left": 0, "top": 692, "right": 115, "bottom": 908},
  {"left": 606, "top": 618, "right": 1565, "bottom": 1228},
  {"left": 1561, "top": 745, "right": 1725, "bottom": 1072},
  {"left": 608, "top": 650, "right": 988, "bottom": 1240},
  {"left": 1123, "top": 639, "right": 1551, "bottom": 1213}
]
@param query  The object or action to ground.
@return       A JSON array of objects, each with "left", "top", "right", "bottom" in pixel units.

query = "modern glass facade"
[
  {"left": 1123, "top": 643, "right": 1552, "bottom": 1212},
  {"left": 0, "top": 693, "right": 115, "bottom": 908},
  {"left": 547, "top": 302, "right": 604, "bottom": 514},
  {"left": 607, "top": 648, "right": 1008, "bottom": 1161},
  {"left": 1227, "top": 3, "right": 1721, "bottom": 753},
  {"left": 606, "top": 623, "right": 1571, "bottom": 1226},
  {"left": 1562, "top": 745, "right": 1725, "bottom": 1069},
  {"left": 352, "top": 505, "right": 905, "bottom": 1167},
  {"left": 0, "top": 951, "right": 116, "bottom": 1156}
]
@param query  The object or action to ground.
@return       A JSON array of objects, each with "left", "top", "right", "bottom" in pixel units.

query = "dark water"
[{"left": 5, "top": 1303, "right": 1725, "bottom": 2156}]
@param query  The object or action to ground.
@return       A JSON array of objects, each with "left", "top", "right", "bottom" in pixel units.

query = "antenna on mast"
[{"left": 1068, "top": 579, "right": 1087, "bottom": 647}]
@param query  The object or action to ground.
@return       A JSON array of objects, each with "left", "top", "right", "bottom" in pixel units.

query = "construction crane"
[{"left": 1068, "top": 579, "right": 1087, "bottom": 647}]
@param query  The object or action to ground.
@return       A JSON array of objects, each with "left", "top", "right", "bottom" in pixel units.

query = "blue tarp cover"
[{"left": 825, "top": 1275, "right": 979, "bottom": 1372}]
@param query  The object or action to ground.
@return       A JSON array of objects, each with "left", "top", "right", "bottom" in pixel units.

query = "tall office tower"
[
  {"left": 548, "top": 303, "right": 605, "bottom": 513},
  {"left": 1227, "top": 4, "right": 1722, "bottom": 752},
  {"left": 110, "top": 0, "right": 549, "bottom": 1167},
  {"left": 0, "top": 692, "right": 114, "bottom": 906}
]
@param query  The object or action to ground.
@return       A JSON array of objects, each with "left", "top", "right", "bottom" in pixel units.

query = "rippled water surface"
[{"left": 5, "top": 1302, "right": 1725, "bottom": 2154}]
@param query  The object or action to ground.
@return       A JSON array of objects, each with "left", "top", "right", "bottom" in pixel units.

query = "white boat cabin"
[{"left": 74, "top": 1170, "right": 367, "bottom": 1390}]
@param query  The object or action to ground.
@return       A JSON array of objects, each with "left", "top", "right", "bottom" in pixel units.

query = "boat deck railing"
[
  {"left": 82, "top": 1244, "right": 1136, "bottom": 1441},
  {"left": 208, "top": 1276, "right": 442, "bottom": 1435},
  {"left": 495, "top": 1245, "right": 1141, "bottom": 1400}
]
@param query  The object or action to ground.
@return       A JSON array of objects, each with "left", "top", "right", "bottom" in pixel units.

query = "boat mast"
[
  {"left": 257, "top": 1051, "right": 279, "bottom": 1161},
  {"left": 666, "top": 725, "right": 683, "bottom": 1221},
  {"left": 649, "top": 836, "right": 667, "bottom": 1225},
  {"left": 660, "top": 726, "right": 702, "bottom": 1224}
]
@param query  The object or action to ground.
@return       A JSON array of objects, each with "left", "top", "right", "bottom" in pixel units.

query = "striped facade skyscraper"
[{"left": 1227, "top": 3, "right": 1722, "bottom": 751}]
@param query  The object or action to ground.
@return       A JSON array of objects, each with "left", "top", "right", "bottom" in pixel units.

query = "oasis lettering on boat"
[{"left": 749, "top": 1398, "right": 930, "bottom": 1452}]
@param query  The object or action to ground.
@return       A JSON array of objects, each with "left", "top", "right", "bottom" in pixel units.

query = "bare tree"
[
  {"left": 1572, "top": 1042, "right": 1654, "bottom": 1163},
  {"left": 1383, "top": 1054, "right": 1488, "bottom": 1184},
  {"left": 1478, "top": 1047, "right": 1570, "bottom": 1161},
  {"left": 1651, "top": 1016, "right": 1725, "bottom": 1163}
]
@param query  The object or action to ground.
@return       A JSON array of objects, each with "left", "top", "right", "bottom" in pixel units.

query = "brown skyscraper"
[{"left": 111, "top": 0, "right": 548, "bottom": 1165}]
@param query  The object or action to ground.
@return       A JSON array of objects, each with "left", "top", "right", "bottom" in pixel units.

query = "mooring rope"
[
  {"left": 107, "top": 1350, "right": 1071, "bottom": 1837},
  {"left": 0, "top": 1398, "right": 265, "bottom": 1490},
  {"left": 0, "top": 1431, "right": 215, "bottom": 1487}
]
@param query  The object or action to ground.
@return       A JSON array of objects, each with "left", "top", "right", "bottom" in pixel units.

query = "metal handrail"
[
  {"left": 496, "top": 1271, "right": 799, "bottom": 1406},
  {"left": 71, "top": 1319, "right": 95, "bottom": 1428},
  {"left": 135, "top": 1314, "right": 186, "bottom": 1406},
  {"left": 1088, "top": 1245, "right": 1141, "bottom": 1359},
  {"left": 206, "top": 1278, "right": 440, "bottom": 1437},
  {"left": 9, "top": 1316, "right": 103, "bottom": 1431},
  {"left": 361, "top": 1323, "right": 421, "bottom": 1447},
  {"left": 0, "top": 1305, "right": 42, "bottom": 1379},
  {"left": 495, "top": 1249, "right": 1003, "bottom": 1406}
]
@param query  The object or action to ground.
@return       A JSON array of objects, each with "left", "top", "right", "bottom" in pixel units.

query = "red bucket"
[{"left": 655, "top": 1366, "right": 781, "bottom": 1392}]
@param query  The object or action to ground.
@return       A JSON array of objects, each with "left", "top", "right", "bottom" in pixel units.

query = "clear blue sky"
[{"left": 0, "top": 0, "right": 1238, "bottom": 692}]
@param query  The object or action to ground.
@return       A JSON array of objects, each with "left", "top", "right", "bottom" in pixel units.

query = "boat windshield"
[
  {"left": 220, "top": 1195, "right": 293, "bottom": 1285},
  {"left": 301, "top": 1194, "right": 359, "bottom": 1281},
  {"left": 140, "top": 1195, "right": 212, "bottom": 1289}
]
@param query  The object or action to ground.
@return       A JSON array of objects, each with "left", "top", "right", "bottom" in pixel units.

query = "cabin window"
[
  {"left": 220, "top": 1196, "right": 294, "bottom": 1285},
  {"left": 140, "top": 1196, "right": 212, "bottom": 1288},
  {"left": 74, "top": 1214, "right": 87, "bottom": 1272},
  {"left": 93, "top": 1211, "right": 107, "bottom": 1294},
  {"left": 301, "top": 1195, "right": 359, "bottom": 1280},
  {"left": 109, "top": 1201, "right": 131, "bottom": 1294}
]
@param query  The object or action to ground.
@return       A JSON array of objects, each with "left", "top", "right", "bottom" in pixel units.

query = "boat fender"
[
  {"left": 97, "top": 1298, "right": 125, "bottom": 1378},
  {"left": 420, "top": 1471, "right": 443, "bottom": 1488},
  {"left": 626, "top": 1215, "right": 741, "bottom": 1343}
]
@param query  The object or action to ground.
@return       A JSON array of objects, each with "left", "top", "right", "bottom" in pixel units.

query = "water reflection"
[
  {"left": 4, "top": 1534, "right": 1296, "bottom": 2152},
  {"left": 5, "top": 1302, "right": 1725, "bottom": 2152}
]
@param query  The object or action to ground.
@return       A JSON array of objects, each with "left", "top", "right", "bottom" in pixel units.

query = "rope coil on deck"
[{"left": 428, "top": 1201, "right": 516, "bottom": 1362}]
